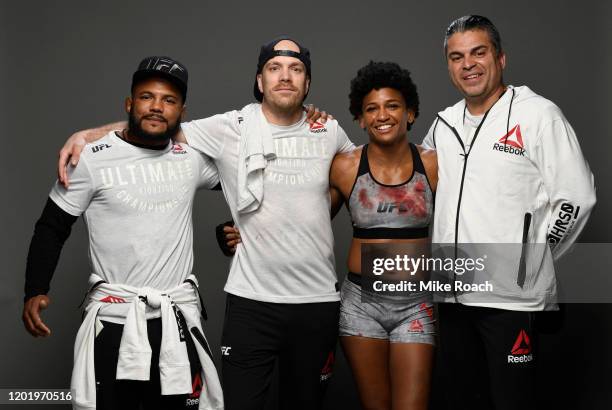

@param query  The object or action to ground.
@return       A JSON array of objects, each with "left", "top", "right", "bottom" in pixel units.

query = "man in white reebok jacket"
[{"left": 421, "top": 15, "right": 596, "bottom": 410}]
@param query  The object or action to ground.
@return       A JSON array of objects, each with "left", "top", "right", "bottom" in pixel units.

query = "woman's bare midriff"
[{"left": 347, "top": 236, "right": 431, "bottom": 274}]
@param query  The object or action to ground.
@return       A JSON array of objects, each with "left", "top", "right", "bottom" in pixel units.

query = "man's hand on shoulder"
[
  {"left": 304, "top": 104, "right": 334, "bottom": 125},
  {"left": 172, "top": 128, "right": 187, "bottom": 144},
  {"left": 58, "top": 131, "right": 88, "bottom": 188},
  {"left": 58, "top": 121, "right": 126, "bottom": 188},
  {"left": 22, "top": 295, "right": 51, "bottom": 338}
]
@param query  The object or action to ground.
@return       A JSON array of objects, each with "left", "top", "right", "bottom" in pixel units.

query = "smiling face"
[
  {"left": 125, "top": 76, "right": 184, "bottom": 144},
  {"left": 446, "top": 29, "right": 506, "bottom": 110},
  {"left": 257, "top": 40, "right": 310, "bottom": 112},
  {"left": 359, "top": 87, "right": 414, "bottom": 146}
]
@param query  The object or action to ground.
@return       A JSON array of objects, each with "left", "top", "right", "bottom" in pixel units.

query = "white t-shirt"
[
  {"left": 49, "top": 132, "right": 219, "bottom": 320},
  {"left": 462, "top": 109, "right": 484, "bottom": 151},
  {"left": 181, "top": 104, "right": 355, "bottom": 303}
]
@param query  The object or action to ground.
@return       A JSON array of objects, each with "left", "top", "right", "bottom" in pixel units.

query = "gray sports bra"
[{"left": 347, "top": 143, "right": 434, "bottom": 239}]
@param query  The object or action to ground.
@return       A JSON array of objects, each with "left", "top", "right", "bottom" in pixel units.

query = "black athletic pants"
[
  {"left": 437, "top": 303, "right": 537, "bottom": 410},
  {"left": 221, "top": 294, "right": 340, "bottom": 410},
  {"left": 94, "top": 317, "right": 203, "bottom": 410}
]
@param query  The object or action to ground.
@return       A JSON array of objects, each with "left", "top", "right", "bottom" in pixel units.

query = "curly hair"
[{"left": 348, "top": 61, "right": 419, "bottom": 125}]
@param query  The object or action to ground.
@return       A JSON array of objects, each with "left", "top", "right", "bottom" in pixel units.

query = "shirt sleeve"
[
  {"left": 24, "top": 198, "right": 78, "bottom": 300},
  {"left": 49, "top": 156, "right": 95, "bottom": 216},
  {"left": 335, "top": 123, "right": 356, "bottom": 153},
  {"left": 181, "top": 112, "right": 235, "bottom": 159},
  {"left": 531, "top": 115, "right": 596, "bottom": 260},
  {"left": 197, "top": 153, "right": 221, "bottom": 189}
]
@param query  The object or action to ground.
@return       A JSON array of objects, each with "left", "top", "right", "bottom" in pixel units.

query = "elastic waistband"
[
  {"left": 353, "top": 226, "right": 429, "bottom": 239},
  {"left": 347, "top": 272, "right": 362, "bottom": 286}
]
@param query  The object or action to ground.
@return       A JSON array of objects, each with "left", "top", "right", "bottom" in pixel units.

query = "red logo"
[
  {"left": 409, "top": 319, "right": 424, "bottom": 333},
  {"left": 100, "top": 295, "right": 127, "bottom": 303},
  {"left": 190, "top": 372, "right": 202, "bottom": 399},
  {"left": 172, "top": 144, "right": 187, "bottom": 154},
  {"left": 498, "top": 124, "right": 524, "bottom": 149},
  {"left": 510, "top": 329, "right": 531, "bottom": 355},
  {"left": 320, "top": 352, "right": 335, "bottom": 381},
  {"left": 309, "top": 121, "right": 327, "bottom": 134},
  {"left": 419, "top": 303, "right": 434, "bottom": 319},
  {"left": 310, "top": 121, "right": 324, "bottom": 130}
]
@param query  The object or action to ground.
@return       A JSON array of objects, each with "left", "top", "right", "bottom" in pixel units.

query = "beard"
[
  {"left": 263, "top": 78, "right": 308, "bottom": 113},
  {"left": 127, "top": 111, "right": 181, "bottom": 142},
  {"left": 266, "top": 92, "right": 304, "bottom": 112}
]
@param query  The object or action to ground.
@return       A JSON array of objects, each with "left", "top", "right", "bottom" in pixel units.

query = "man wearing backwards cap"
[
  {"left": 23, "top": 56, "right": 224, "bottom": 409},
  {"left": 57, "top": 38, "right": 354, "bottom": 410}
]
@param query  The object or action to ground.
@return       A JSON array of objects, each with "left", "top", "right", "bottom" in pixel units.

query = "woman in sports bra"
[{"left": 329, "top": 61, "right": 438, "bottom": 410}]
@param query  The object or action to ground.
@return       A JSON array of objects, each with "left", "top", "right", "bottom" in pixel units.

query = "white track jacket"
[{"left": 422, "top": 85, "right": 596, "bottom": 310}]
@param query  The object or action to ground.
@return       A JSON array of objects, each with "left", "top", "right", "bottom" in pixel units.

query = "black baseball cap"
[
  {"left": 253, "top": 36, "right": 311, "bottom": 102},
  {"left": 132, "top": 56, "right": 188, "bottom": 102}
]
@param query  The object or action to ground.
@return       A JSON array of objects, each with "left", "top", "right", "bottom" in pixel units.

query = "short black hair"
[
  {"left": 349, "top": 61, "right": 419, "bottom": 126},
  {"left": 444, "top": 15, "right": 503, "bottom": 56}
]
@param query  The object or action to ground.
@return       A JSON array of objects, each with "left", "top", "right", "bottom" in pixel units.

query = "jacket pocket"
[{"left": 517, "top": 212, "right": 532, "bottom": 288}]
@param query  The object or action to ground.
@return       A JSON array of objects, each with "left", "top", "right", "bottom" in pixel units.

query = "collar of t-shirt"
[
  {"left": 462, "top": 109, "right": 484, "bottom": 151},
  {"left": 266, "top": 112, "right": 307, "bottom": 134},
  {"left": 114, "top": 131, "right": 169, "bottom": 151}
]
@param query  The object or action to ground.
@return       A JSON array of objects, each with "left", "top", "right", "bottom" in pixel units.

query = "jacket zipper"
[
  {"left": 436, "top": 112, "right": 491, "bottom": 245},
  {"left": 517, "top": 212, "right": 532, "bottom": 288},
  {"left": 436, "top": 111, "right": 492, "bottom": 301}
]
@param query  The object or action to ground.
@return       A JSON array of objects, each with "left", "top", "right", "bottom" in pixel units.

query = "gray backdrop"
[{"left": 1, "top": 0, "right": 610, "bottom": 409}]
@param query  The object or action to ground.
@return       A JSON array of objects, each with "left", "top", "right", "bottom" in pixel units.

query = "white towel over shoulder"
[{"left": 236, "top": 103, "right": 276, "bottom": 214}]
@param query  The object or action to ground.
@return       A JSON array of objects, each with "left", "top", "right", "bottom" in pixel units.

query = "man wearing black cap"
[
  {"left": 57, "top": 38, "right": 354, "bottom": 410},
  {"left": 23, "top": 56, "right": 224, "bottom": 410}
]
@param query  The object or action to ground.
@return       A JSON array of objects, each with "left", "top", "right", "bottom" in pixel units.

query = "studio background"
[{"left": 1, "top": 1, "right": 610, "bottom": 409}]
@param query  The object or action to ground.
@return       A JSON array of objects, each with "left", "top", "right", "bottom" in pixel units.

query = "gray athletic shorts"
[{"left": 339, "top": 277, "right": 436, "bottom": 344}]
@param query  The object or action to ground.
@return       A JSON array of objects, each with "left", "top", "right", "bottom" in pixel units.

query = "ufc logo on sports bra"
[{"left": 377, "top": 202, "right": 409, "bottom": 213}]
